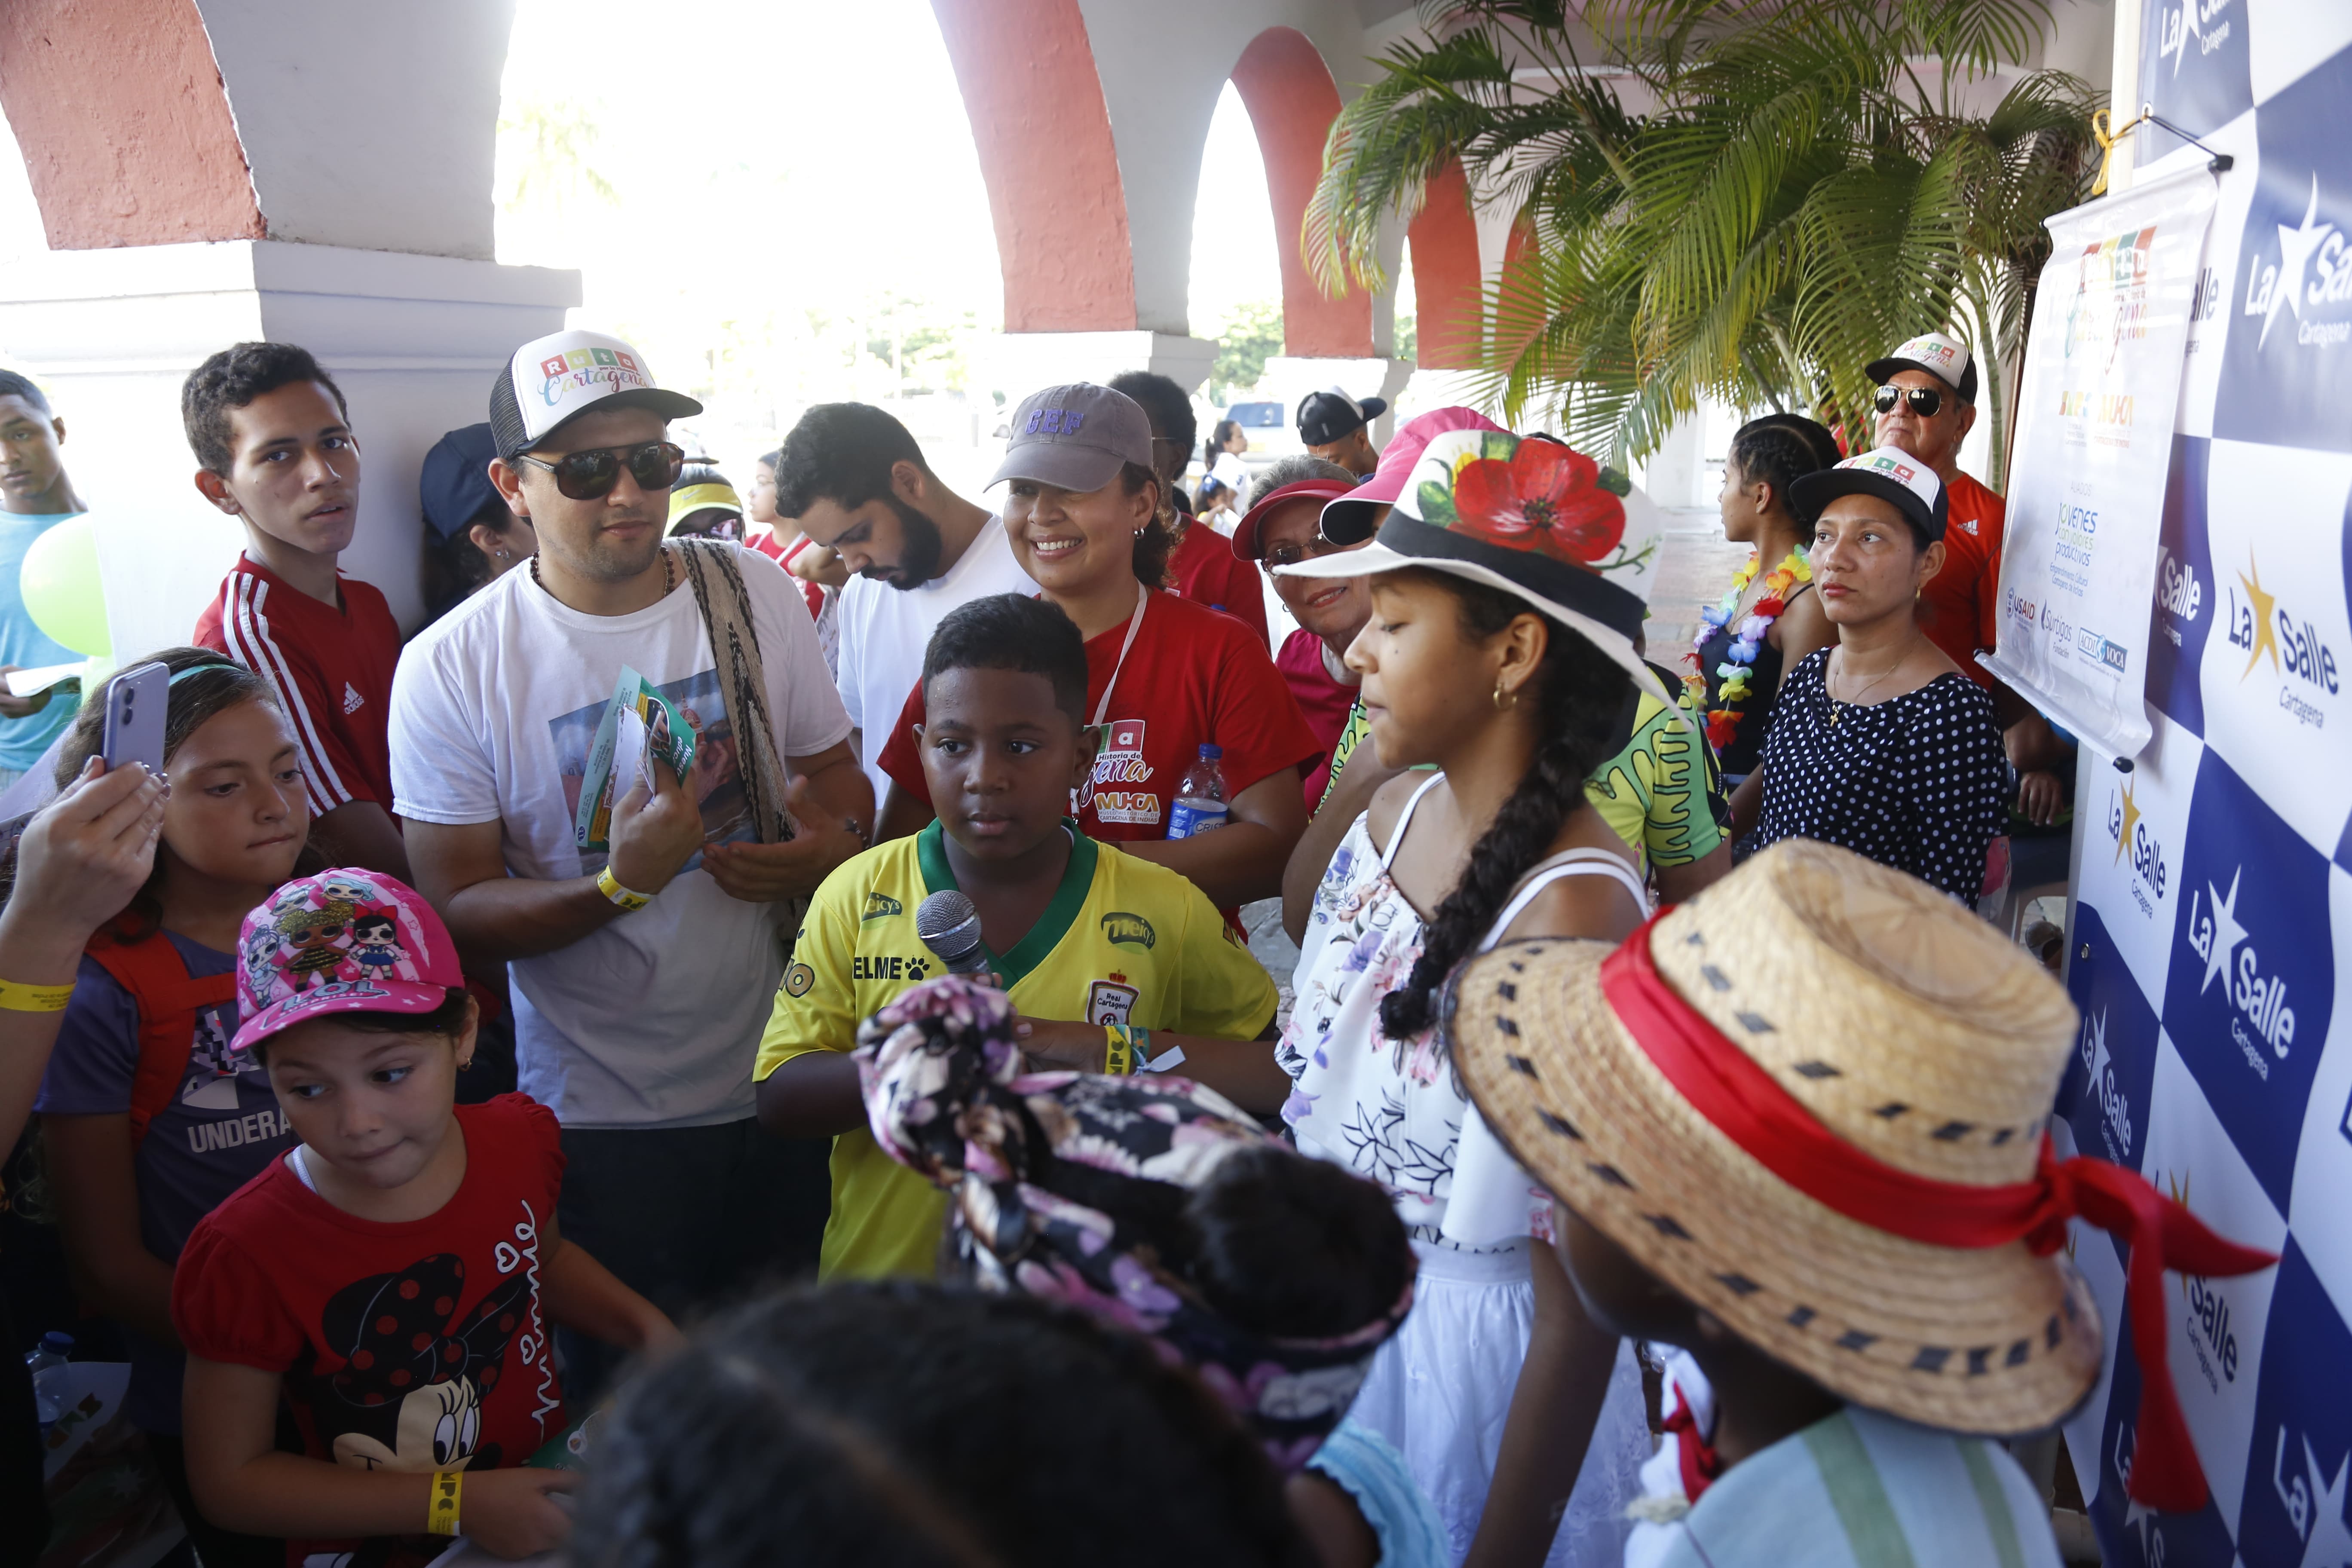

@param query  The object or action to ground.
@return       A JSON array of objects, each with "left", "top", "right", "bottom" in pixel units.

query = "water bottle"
[
  {"left": 26, "top": 1330, "right": 72, "bottom": 1434},
  {"left": 1167, "top": 745, "right": 1230, "bottom": 839}
]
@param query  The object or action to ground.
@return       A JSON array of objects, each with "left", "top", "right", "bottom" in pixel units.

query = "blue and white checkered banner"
[
  {"left": 1988, "top": 168, "right": 2215, "bottom": 758},
  {"left": 2047, "top": 5, "right": 2352, "bottom": 1562}
]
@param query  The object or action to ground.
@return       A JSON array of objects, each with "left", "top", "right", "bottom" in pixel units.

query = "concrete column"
[
  {"left": 0, "top": 242, "right": 576, "bottom": 636},
  {"left": 983, "top": 331, "right": 1219, "bottom": 399},
  {"left": 0, "top": 0, "right": 576, "bottom": 636}
]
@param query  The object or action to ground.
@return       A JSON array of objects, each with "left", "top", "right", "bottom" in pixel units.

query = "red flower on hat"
[{"left": 1451, "top": 441, "right": 1625, "bottom": 567}]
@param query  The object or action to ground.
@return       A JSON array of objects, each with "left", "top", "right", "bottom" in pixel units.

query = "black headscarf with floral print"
[{"left": 856, "top": 974, "right": 1413, "bottom": 1473}]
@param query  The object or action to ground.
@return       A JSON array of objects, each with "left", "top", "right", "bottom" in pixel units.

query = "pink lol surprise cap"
[
  {"left": 230, "top": 868, "right": 464, "bottom": 1056},
  {"left": 1317, "top": 406, "right": 1508, "bottom": 546}
]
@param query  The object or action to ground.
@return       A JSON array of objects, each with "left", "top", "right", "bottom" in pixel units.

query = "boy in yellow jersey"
[{"left": 754, "top": 594, "right": 1283, "bottom": 1279}]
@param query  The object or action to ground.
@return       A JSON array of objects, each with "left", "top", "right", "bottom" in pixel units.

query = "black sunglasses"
[
  {"left": 1873, "top": 384, "right": 1945, "bottom": 419},
  {"left": 514, "top": 441, "right": 685, "bottom": 500}
]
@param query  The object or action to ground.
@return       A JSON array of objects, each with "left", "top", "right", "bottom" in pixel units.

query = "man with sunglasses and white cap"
[
  {"left": 1870, "top": 331, "right": 2071, "bottom": 827},
  {"left": 389, "top": 328, "right": 872, "bottom": 1395},
  {"left": 1865, "top": 332, "right": 2004, "bottom": 689}
]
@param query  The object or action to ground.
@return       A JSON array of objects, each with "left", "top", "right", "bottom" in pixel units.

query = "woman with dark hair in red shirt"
[{"left": 874, "top": 383, "right": 1316, "bottom": 910}]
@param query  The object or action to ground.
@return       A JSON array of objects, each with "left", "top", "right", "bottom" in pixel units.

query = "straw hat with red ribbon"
[{"left": 1444, "top": 838, "right": 2276, "bottom": 1513}]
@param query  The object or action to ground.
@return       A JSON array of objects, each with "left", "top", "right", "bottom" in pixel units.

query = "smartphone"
[{"left": 101, "top": 662, "right": 170, "bottom": 775}]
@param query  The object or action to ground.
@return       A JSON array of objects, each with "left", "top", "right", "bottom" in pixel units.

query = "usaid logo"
[
  {"left": 2159, "top": 0, "right": 2234, "bottom": 76},
  {"left": 2185, "top": 866, "right": 2297, "bottom": 1072},
  {"left": 2245, "top": 177, "right": 2350, "bottom": 352},
  {"left": 2224, "top": 548, "right": 2340, "bottom": 729}
]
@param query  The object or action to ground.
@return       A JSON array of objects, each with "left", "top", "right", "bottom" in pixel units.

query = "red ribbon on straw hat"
[{"left": 1599, "top": 917, "right": 2278, "bottom": 1513}]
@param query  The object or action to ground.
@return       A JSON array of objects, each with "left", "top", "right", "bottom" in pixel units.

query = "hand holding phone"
[{"left": 101, "top": 662, "right": 170, "bottom": 776}]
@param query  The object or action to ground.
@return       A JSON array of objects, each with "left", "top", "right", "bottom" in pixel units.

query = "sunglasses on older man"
[
  {"left": 514, "top": 440, "right": 685, "bottom": 500},
  {"left": 1873, "top": 384, "right": 1946, "bottom": 419}
]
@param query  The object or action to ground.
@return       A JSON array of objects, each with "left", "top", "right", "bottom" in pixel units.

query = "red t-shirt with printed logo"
[
  {"left": 1167, "top": 521, "right": 1268, "bottom": 647},
  {"left": 193, "top": 554, "right": 401, "bottom": 815},
  {"left": 876, "top": 589, "right": 1317, "bottom": 843},
  {"left": 172, "top": 1094, "right": 568, "bottom": 1568},
  {"left": 1920, "top": 470, "right": 2006, "bottom": 689}
]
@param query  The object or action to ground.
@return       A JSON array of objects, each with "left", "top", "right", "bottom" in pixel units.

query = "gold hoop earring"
[{"left": 1492, "top": 680, "right": 1517, "bottom": 711}]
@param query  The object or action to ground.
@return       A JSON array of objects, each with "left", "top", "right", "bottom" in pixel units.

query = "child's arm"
[
  {"left": 0, "top": 760, "right": 167, "bottom": 1150},
  {"left": 43, "top": 1114, "right": 178, "bottom": 1344},
  {"left": 183, "top": 1356, "right": 574, "bottom": 1557},
  {"left": 1461, "top": 1242, "right": 1621, "bottom": 1568},
  {"left": 536, "top": 1215, "right": 680, "bottom": 1355},
  {"left": 1014, "top": 1018, "right": 1290, "bottom": 1114},
  {"left": 754, "top": 1050, "right": 867, "bottom": 1136}
]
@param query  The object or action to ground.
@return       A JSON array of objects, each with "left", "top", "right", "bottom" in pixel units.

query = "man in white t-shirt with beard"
[
  {"left": 390, "top": 329, "right": 873, "bottom": 1394},
  {"left": 773, "top": 403, "right": 1037, "bottom": 810}
]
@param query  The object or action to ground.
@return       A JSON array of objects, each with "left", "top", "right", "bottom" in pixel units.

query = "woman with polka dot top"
[{"left": 1747, "top": 449, "right": 2007, "bottom": 903}]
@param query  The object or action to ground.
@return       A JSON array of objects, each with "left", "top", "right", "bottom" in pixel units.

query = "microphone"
[{"left": 915, "top": 890, "right": 990, "bottom": 975}]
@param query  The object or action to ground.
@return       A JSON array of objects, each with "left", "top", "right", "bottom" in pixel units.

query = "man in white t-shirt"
[
  {"left": 773, "top": 403, "right": 1037, "bottom": 808},
  {"left": 390, "top": 329, "right": 873, "bottom": 1393}
]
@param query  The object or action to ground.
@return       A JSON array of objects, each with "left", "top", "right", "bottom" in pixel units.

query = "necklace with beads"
[{"left": 1684, "top": 545, "right": 1810, "bottom": 751}]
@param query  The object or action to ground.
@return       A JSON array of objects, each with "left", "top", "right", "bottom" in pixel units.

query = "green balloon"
[{"left": 20, "top": 514, "right": 109, "bottom": 658}]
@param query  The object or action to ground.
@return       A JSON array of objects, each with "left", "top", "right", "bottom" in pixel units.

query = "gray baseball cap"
[{"left": 988, "top": 383, "right": 1155, "bottom": 493}]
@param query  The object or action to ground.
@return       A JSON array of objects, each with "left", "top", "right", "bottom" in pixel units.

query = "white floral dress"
[{"left": 1279, "top": 774, "right": 1654, "bottom": 1567}]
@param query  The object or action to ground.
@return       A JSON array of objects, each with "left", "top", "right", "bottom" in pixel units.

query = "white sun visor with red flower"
[{"left": 1276, "top": 428, "right": 1687, "bottom": 731}]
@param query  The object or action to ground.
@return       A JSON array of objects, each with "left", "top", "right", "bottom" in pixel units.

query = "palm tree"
[{"left": 1304, "top": 0, "right": 2099, "bottom": 482}]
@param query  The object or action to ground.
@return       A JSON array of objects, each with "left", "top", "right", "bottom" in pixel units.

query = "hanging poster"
[{"left": 1986, "top": 166, "right": 2218, "bottom": 759}]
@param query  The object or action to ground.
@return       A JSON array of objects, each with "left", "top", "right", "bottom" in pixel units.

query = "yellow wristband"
[
  {"left": 1103, "top": 1023, "right": 1134, "bottom": 1077},
  {"left": 427, "top": 1469, "right": 462, "bottom": 1536},
  {"left": 597, "top": 865, "right": 652, "bottom": 912},
  {"left": 0, "top": 979, "right": 75, "bottom": 1013}
]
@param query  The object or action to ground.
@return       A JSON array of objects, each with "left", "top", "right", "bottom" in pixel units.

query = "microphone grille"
[{"left": 915, "top": 890, "right": 985, "bottom": 959}]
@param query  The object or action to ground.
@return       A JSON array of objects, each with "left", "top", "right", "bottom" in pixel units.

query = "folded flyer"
[{"left": 573, "top": 665, "right": 697, "bottom": 851}]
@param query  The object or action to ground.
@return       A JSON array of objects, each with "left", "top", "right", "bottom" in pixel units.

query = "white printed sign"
[{"left": 1985, "top": 166, "right": 2220, "bottom": 759}]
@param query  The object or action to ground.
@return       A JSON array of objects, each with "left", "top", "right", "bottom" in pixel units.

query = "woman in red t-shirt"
[{"left": 874, "top": 383, "right": 1316, "bottom": 909}]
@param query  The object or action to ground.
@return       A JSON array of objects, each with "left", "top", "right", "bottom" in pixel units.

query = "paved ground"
[{"left": 1245, "top": 512, "right": 1752, "bottom": 1023}]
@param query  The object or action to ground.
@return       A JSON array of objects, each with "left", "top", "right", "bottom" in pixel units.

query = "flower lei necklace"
[{"left": 1684, "top": 546, "right": 1811, "bottom": 752}]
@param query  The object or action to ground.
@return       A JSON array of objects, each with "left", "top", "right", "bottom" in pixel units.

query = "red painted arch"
[
  {"left": 1408, "top": 160, "right": 1483, "bottom": 371},
  {"left": 1230, "top": 28, "right": 1371, "bottom": 359},
  {"left": 930, "top": 0, "right": 1136, "bottom": 333},
  {"left": 0, "top": 0, "right": 262, "bottom": 249}
]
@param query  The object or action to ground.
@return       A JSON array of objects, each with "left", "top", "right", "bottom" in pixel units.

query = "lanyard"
[{"left": 1090, "top": 588, "right": 1151, "bottom": 728}]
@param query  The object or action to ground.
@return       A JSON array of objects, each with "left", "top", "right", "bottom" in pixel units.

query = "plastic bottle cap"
[
  {"left": 42, "top": 1332, "right": 72, "bottom": 1351},
  {"left": 1199, "top": 744, "right": 1222, "bottom": 759}
]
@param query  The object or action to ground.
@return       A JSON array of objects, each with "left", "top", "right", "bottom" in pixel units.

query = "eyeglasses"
[
  {"left": 1262, "top": 535, "right": 1351, "bottom": 570},
  {"left": 1873, "top": 384, "right": 1945, "bottom": 419},
  {"left": 514, "top": 441, "right": 685, "bottom": 500}
]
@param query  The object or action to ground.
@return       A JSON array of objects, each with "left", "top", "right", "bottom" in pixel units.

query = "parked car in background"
[{"left": 1219, "top": 399, "right": 1300, "bottom": 466}]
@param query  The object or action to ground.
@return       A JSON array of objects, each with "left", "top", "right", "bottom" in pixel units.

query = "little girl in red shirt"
[{"left": 172, "top": 868, "right": 677, "bottom": 1565}]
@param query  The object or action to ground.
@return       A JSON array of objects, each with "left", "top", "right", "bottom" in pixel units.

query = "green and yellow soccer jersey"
[
  {"left": 1317, "top": 679, "right": 1724, "bottom": 870},
  {"left": 756, "top": 821, "right": 1280, "bottom": 1281}
]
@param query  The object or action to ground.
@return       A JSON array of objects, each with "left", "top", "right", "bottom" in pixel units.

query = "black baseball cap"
[{"left": 1296, "top": 387, "right": 1387, "bottom": 447}]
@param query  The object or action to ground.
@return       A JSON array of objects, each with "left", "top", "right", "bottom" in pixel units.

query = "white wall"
[
  {"left": 0, "top": 242, "right": 577, "bottom": 637},
  {"left": 195, "top": 0, "right": 516, "bottom": 260}
]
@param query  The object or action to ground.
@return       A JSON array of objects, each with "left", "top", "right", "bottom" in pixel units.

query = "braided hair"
[
  {"left": 574, "top": 1282, "right": 1314, "bottom": 1568},
  {"left": 1727, "top": 414, "right": 1838, "bottom": 521},
  {"left": 1378, "top": 575, "right": 1627, "bottom": 1042}
]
